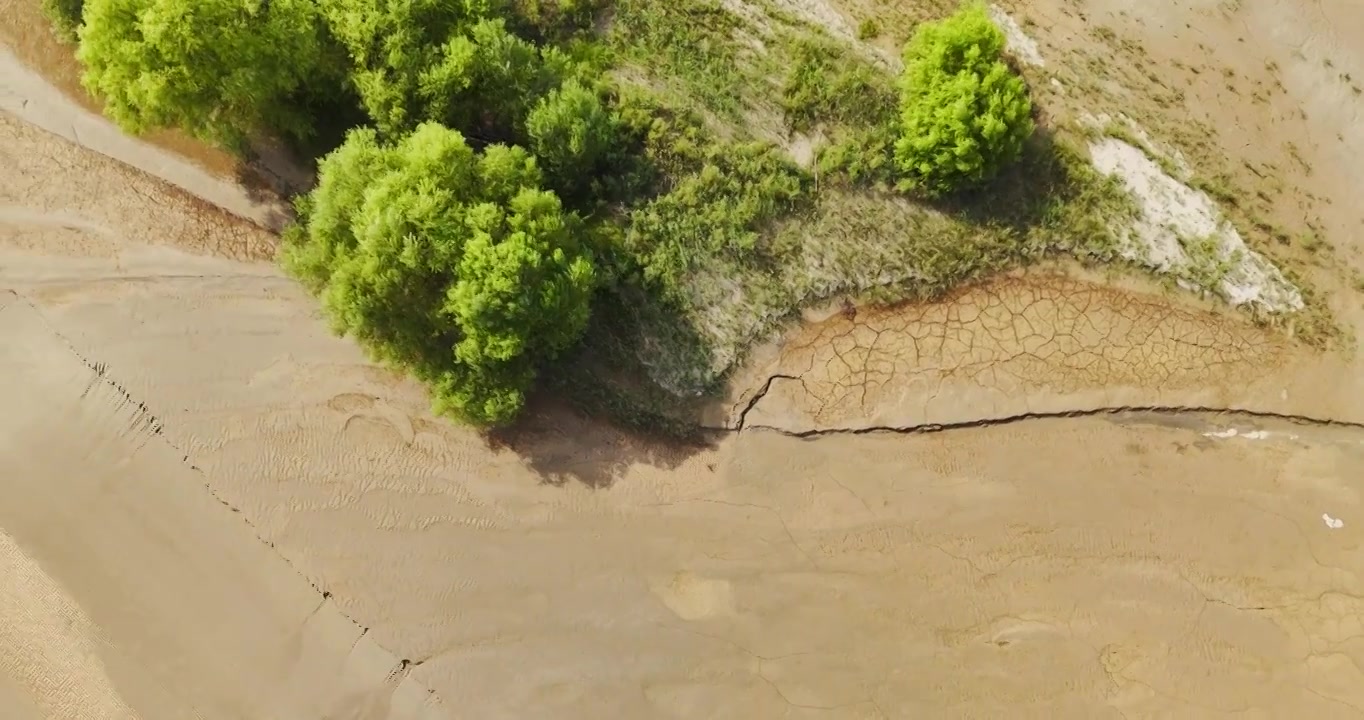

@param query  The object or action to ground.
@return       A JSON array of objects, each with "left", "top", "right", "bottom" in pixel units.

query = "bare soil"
[{"left": 4, "top": 1, "right": 1364, "bottom": 717}]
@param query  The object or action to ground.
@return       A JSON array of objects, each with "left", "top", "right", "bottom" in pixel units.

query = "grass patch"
[
  {"left": 608, "top": 0, "right": 751, "bottom": 118},
  {"left": 779, "top": 35, "right": 897, "bottom": 133},
  {"left": 591, "top": 3, "right": 1146, "bottom": 415}
]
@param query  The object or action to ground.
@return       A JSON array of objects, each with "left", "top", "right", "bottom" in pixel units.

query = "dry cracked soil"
[{"left": 4, "top": 1, "right": 1364, "bottom": 718}]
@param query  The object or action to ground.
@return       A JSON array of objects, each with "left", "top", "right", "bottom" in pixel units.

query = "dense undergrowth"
[{"left": 55, "top": 0, "right": 1141, "bottom": 433}]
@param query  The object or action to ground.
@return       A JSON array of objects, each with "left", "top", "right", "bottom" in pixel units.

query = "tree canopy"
[
  {"left": 319, "top": 0, "right": 573, "bottom": 140},
  {"left": 78, "top": 0, "right": 325, "bottom": 146},
  {"left": 42, "top": 0, "right": 85, "bottom": 42},
  {"left": 526, "top": 79, "right": 618, "bottom": 201},
  {"left": 894, "top": 2, "right": 1034, "bottom": 195},
  {"left": 282, "top": 123, "right": 597, "bottom": 425}
]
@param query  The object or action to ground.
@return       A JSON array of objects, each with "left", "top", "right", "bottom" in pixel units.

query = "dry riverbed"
[{"left": 4, "top": 0, "right": 1364, "bottom": 717}]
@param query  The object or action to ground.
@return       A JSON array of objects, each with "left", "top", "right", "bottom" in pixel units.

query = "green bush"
[
  {"left": 78, "top": 0, "right": 325, "bottom": 147},
  {"left": 507, "top": 0, "right": 604, "bottom": 42},
  {"left": 321, "top": 0, "right": 582, "bottom": 141},
  {"left": 281, "top": 123, "right": 597, "bottom": 425},
  {"left": 894, "top": 3, "right": 1034, "bottom": 196},
  {"left": 526, "top": 79, "right": 618, "bottom": 201},
  {"left": 42, "top": 0, "right": 84, "bottom": 42}
]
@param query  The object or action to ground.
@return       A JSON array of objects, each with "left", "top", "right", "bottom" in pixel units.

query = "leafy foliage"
[
  {"left": 42, "top": 0, "right": 85, "bottom": 42},
  {"left": 894, "top": 2, "right": 1034, "bottom": 195},
  {"left": 282, "top": 124, "right": 597, "bottom": 425},
  {"left": 505, "top": 0, "right": 603, "bottom": 42},
  {"left": 78, "top": 0, "right": 324, "bottom": 147},
  {"left": 526, "top": 79, "right": 618, "bottom": 201},
  {"left": 320, "top": 0, "right": 578, "bottom": 140},
  {"left": 618, "top": 97, "right": 810, "bottom": 303}
]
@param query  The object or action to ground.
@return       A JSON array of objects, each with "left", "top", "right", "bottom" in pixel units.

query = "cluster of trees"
[
  {"left": 282, "top": 124, "right": 596, "bottom": 423},
  {"left": 54, "top": 0, "right": 1035, "bottom": 426},
  {"left": 63, "top": 0, "right": 621, "bottom": 423}
]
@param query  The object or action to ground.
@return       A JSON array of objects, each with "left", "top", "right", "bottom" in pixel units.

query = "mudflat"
[{"left": 4, "top": 0, "right": 1364, "bottom": 717}]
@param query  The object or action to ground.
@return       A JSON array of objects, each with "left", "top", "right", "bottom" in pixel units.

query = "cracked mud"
[
  {"left": 4, "top": 0, "right": 1364, "bottom": 717},
  {"left": 726, "top": 274, "right": 1296, "bottom": 432}
]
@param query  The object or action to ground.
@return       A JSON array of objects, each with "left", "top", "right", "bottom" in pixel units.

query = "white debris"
[
  {"left": 1202, "top": 428, "right": 1296, "bottom": 441},
  {"left": 988, "top": 5, "right": 1045, "bottom": 67},
  {"left": 1088, "top": 137, "right": 1304, "bottom": 312},
  {"left": 1322, "top": 513, "right": 1345, "bottom": 529}
]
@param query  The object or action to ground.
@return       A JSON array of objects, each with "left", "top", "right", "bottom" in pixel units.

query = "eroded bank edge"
[{"left": 719, "top": 370, "right": 1364, "bottom": 437}]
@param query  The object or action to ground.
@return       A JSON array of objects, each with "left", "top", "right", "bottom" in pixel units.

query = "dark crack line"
[
  {"left": 7, "top": 292, "right": 443, "bottom": 703},
  {"left": 724, "top": 374, "right": 1364, "bottom": 437},
  {"left": 732, "top": 373, "right": 801, "bottom": 429}
]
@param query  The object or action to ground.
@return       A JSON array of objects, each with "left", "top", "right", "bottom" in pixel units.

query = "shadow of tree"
[
  {"left": 485, "top": 283, "right": 726, "bottom": 489},
  {"left": 486, "top": 395, "right": 719, "bottom": 489},
  {"left": 928, "top": 124, "right": 1074, "bottom": 232}
]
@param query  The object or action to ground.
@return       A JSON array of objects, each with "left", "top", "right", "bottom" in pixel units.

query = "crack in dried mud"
[
  {"left": 727, "top": 378, "right": 1364, "bottom": 437},
  {"left": 6, "top": 292, "right": 435, "bottom": 689}
]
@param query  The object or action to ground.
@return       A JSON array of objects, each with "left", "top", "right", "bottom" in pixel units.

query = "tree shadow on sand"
[
  {"left": 485, "top": 395, "right": 721, "bottom": 489},
  {"left": 484, "top": 291, "right": 727, "bottom": 490}
]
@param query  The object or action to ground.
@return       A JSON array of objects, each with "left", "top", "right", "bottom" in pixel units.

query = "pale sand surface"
[
  {"left": 5, "top": 104, "right": 1364, "bottom": 719},
  {"left": 5, "top": 0, "right": 1364, "bottom": 717},
  {"left": 0, "top": 294, "right": 444, "bottom": 718}
]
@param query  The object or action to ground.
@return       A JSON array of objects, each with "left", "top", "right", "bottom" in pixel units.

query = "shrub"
[
  {"left": 321, "top": 1, "right": 576, "bottom": 141},
  {"left": 281, "top": 123, "right": 597, "bottom": 425},
  {"left": 42, "top": 0, "right": 85, "bottom": 42},
  {"left": 78, "top": 0, "right": 325, "bottom": 147},
  {"left": 526, "top": 79, "right": 617, "bottom": 200},
  {"left": 894, "top": 3, "right": 1034, "bottom": 196},
  {"left": 507, "top": 0, "right": 604, "bottom": 42}
]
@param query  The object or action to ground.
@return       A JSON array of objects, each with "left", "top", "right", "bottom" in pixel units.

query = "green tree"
[
  {"left": 77, "top": 0, "right": 324, "bottom": 147},
  {"left": 526, "top": 79, "right": 617, "bottom": 200},
  {"left": 319, "top": 0, "right": 487, "bottom": 135},
  {"left": 281, "top": 123, "right": 597, "bottom": 425},
  {"left": 42, "top": 0, "right": 85, "bottom": 42},
  {"left": 320, "top": 0, "right": 570, "bottom": 140},
  {"left": 894, "top": 3, "right": 1033, "bottom": 195}
]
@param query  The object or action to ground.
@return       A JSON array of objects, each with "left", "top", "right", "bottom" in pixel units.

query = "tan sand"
[
  {"left": 4, "top": 0, "right": 1364, "bottom": 716},
  {"left": 0, "top": 293, "right": 445, "bottom": 719}
]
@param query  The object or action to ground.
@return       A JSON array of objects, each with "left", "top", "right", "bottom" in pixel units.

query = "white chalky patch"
[
  {"left": 988, "top": 5, "right": 1045, "bottom": 67},
  {"left": 1088, "top": 138, "right": 1304, "bottom": 312}
]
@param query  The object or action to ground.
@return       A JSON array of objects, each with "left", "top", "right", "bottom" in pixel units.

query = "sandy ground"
[
  {"left": 5, "top": 1, "right": 1364, "bottom": 717},
  {"left": 0, "top": 293, "right": 445, "bottom": 719}
]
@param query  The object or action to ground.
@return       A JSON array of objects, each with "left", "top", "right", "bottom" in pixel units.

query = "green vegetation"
[
  {"left": 78, "top": 0, "right": 326, "bottom": 148},
  {"left": 41, "top": 0, "right": 84, "bottom": 42},
  {"left": 895, "top": 3, "right": 1034, "bottom": 196},
  {"left": 856, "top": 18, "right": 880, "bottom": 40},
  {"left": 63, "top": 0, "right": 1161, "bottom": 430},
  {"left": 781, "top": 37, "right": 897, "bottom": 132},
  {"left": 608, "top": 0, "right": 749, "bottom": 118},
  {"left": 526, "top": 80, "right": 619, "bottom": 202},
  {"left": 281, "top": 124, "right": 596, "bottom": 425}
]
